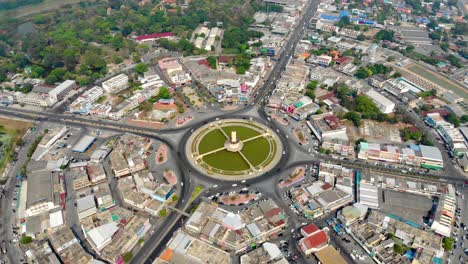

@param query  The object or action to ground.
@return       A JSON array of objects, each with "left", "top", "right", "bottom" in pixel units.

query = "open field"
[
  {"left": 0, "top": 117, "right": 32, "bottom": 134},
  {"left": 405, "top": 64, "right": 467, "bottom": 99},
  {"left": 198, "top": 129, "right": 226, "bottom": 154},
  {"left": 0, "top": 0, "right": 94, "bottom": 20},
  {"left": 202, "top": 150, "right": 250, "bottom": 171},
  {"left": 220, "top": 125, "right": 261, "bottom": 140},
  {"left": 0, "top": 117, "right": 32, "bottom": 175},
  {"left": 241, "top": 137, "right": 270, "bottom": 167}
]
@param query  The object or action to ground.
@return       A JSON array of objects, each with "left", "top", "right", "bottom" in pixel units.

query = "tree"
[
  {"left": 207, "top": 56, "right": 217, "bottom": 69},
  {"left": 443, "top": 237, "right": 454, "bottom": 251},
  {"left": 440, "top": 42, "right": 449, "bottom": 51},
  {"left": 134, "top": 63, "right": 149, "bottom": 75},
  {"left": 111, "top": 34, "right": 124, "bottom": 50},
  {"left": 233, "top": 52, "right": 251, "bottom": 74},
  {"left": 453, "top": 22, "right": 468, "bottom": 36},
  {"left": 401, "top": 128, "right": 421, "bottom": 141},
  {"left": 393, "top": 244, "right": 408, "bottom": 254},
  {"left": 19, "top": 236, "right": 32, "bottom": 245},
  {"left": 172, "top": 195, "right": 178, "bottom": 202},
  {"left": 432, "top": 1, "right": 441, "bottom": 13},
  {"left": 122, "top": 252, "right": 133, "bottom": 263},
  {"left": 337, "top": 16, "right": 351, "bottom": 28},
  {"left": 30, "top": 65, "right": 46, "bottom": 78},
  {"left": 374, "top": 29, "right": 395, "bottom": 42},
  {"left": 306, "top": 89, "right": 315, "bottom": 100},
  {"left": 391, "top": 72, "right": 402, "bottom": 78},
  {"left": 159, "top": 209, "right": 167, "bottom": 217},
  {"left": 429, "top": 31, "right": 442, "bottom": 40},
  {"left": 357, "top": 34, "right": 365, "bottom": 41},
  {"left": 344, "top": 111, "right": 361, "bottom": 127},
  {"left": 354, "top": 67, "right": 371, "bottom": 79},
  {"left": 461, "top": 115, "right": 468, "bottom": 123},
  {"left": 420, "top": 134, "right": 433, "bottom": 146},
  {"left": 446, "top": 54, "right": 462, "bottom": 68},
  {"left": 306, "top": 80, "right": 319, "bottom": 90},
  {"left": 446, "top": 113, "right": 461, "bottom": 127},
  {"left": 158, "top": 86, "right": 171, "bottom": 99},
  {"left": 45, "top": 74, "right": 58, "bottom": 84},
  {"left": 448, "top": 0, "right": 458, "bottom": 6}
]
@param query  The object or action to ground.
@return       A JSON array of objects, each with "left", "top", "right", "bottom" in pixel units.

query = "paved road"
[
  {"left": 0, "top": 120, "right": 44, "bottom": 264},
  {"left": 450, "top": 185, "right": 468, "bottom": 263}
]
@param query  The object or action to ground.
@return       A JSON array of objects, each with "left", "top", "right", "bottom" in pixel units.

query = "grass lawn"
[
  {"left": 202, "top": 150, "right": 250, "bottom": 171},
  {"left": 0, "top": 118, "right": 32, "bottom": 177},
  {"left": 407, "top": 65, "right": 467, "bottom": 99},
  {"left": 241, "top": 137, "right": 271, "bottom": 167},
  {"left": 198, "top": 129, "right": 227, "bottom": 154},
  {"left": 221, "top": 126, "right": 261, "bottom": 141},
  {"left": 0, "top": 133, "right": 13, "bottom": 172}
]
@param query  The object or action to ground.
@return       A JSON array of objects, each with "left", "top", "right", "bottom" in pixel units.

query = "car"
[{"left": 1, "top": 240, "right": 6, "bottom": 255}]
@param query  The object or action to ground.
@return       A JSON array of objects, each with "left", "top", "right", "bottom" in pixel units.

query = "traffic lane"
[{"left": 0, "top": 125, "right": 43, "bottom": 262}]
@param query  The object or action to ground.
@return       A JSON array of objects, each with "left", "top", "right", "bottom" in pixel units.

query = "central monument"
[{"left": 225, "top": 131, "right": 244, "bottom": 152}]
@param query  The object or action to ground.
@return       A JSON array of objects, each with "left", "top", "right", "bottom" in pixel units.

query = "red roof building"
[
  {"left": 335, "top": 56, "right": 352, "bottom": 65},
  {"left": 218, "top": 56, "right": 234, "bottom": 64},
  {"left": 197, "top": 59, "right": 210, "bottom": 68},
  {"left": 135, "top": 32, "right": 174, "bottom": 42},
  {"left": 298, "top": 230, "right": 329, "bottom": 255},
  {"left": 301, "top": 224, "right": 320, "bottom": 237},
  {"left": 323, "top": 115, "right": 345, "bottom": 130}
]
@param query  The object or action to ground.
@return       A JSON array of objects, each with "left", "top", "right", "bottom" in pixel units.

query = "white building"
[
  {"left": 82, "top": 86, "right": 104, "bottom": 102},
  {"left": 70, "top": 86, "right": 104, "bottom": 114},
  {"left": 316, "top": 55, "right": 332, "bottom": 67},
  {"left": 431, "top": 194, "right": 456, "bottom": 237},
  {"left": 16, "top": 92, "right": 52, "bottom": 107},
  {"left": 76, "top": 195, "right": 97, "bottom": 220},
  {"left": 38, "top": 126, "right": 68, "bottom": 149},
  {"left": 25, "top": 171, "right": 61, "bottom": 217},
  {"left": 102, "top": 74, "right": 129, "bottom": 94},
  {"left": 358, "top": 181, "right": 379, "bottom": 208},
  {"left": 48, "top": 80, "right": 77, "bottom": 103},
  {"left": 365, "top": 89, "right": 395, "bottom": 114},
  {"left": 382, "top": 78, "right": 410, "bottom": 96},
  {"left": 86, "top": 222, "right": 120, "bottom": 252}
]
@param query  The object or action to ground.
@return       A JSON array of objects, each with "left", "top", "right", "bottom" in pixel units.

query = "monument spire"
[{"left": 231, "top": 131, "right": 237, "bottom": 143}]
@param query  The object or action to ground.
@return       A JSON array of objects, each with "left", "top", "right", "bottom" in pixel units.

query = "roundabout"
[{"left": 185, "top": 118, "right": 283, "bottom": 180}]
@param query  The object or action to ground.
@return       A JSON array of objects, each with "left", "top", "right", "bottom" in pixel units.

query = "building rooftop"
[
  {"left": 135, "top": 32, "right": 174, "bottom": 41},
  {"left": 72, "top": 135, "right": 96, "bottom": 153},
  {"left": 49, "top": 80, "right": 75, "bottom": 96},
  {"left": 299, "top": 230, "right": 328, "bottom": 251},
  {"left": 87, "top": 222, "right": 120, "bottom": 250},
  {"left": 26, "top": 170, "right": 55, "bottom": 208},
  {"left": 159, "top": 231, "right": 231, "bottom": 264},
  {"left": 419, "top": 145, "right": 443, "bottom": 161},
  {"left": 76, "top": 195, "right": 96, "bottom": 212},
  {"left": 314, "top": 245, "right": 347, "bottom": 264},
  {"left": 302, "top": 224, "right": 320, "bottom": 236},
  {"left": 48, "top": 227, "right": 93, "bottom": 264}
]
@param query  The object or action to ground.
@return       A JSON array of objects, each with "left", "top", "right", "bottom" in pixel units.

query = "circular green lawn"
[{"left": 188, "top": 120, "right": 280, "bottom": 178}]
